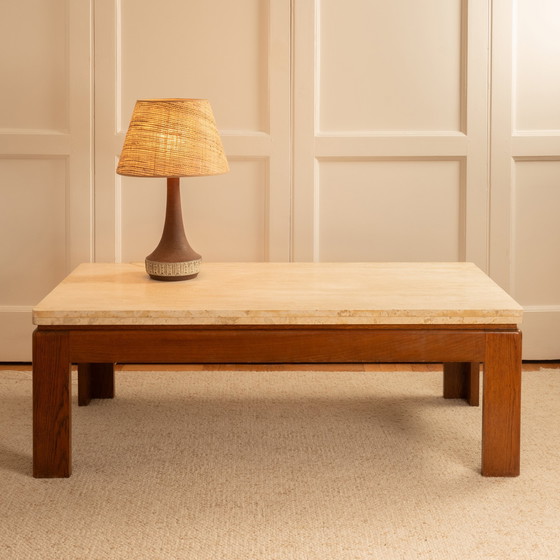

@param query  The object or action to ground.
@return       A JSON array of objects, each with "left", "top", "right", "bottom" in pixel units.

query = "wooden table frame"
[{"left": 33, "top": 323, "right": 521, "bottom": 478}]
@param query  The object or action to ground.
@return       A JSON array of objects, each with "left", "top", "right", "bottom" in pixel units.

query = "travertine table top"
[{"left": 32, "top": 262, "right": 523, "bottom": 326}]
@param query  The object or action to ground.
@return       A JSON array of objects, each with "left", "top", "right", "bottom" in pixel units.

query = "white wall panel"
[
  {"left": 0, "top": 158, "right": 67, "bottom": 302},
  {"left": 0, "top": 0, "right": 68, "bottom": 131},
  {"left": 96, "top": 0, "right": 290, "bottom": 263},
  {"left": 0, "top": 157, "right": 68, "bottom": 360},
  {"left": 514, "top": 0, "right": 560, "bottom": 131},
  {"left": 0, "top": 0, "right": 93, "bottom": 360},
  {"left": 491, "top": 0, "right": 560, "bottom": 357},
  {"left": 120, "top": 0, "right": 267, "bottom": 133},
  {"left": 318, "top": 0, "right": 463, "bottom": 132},
  {"left": 521, "top": 313, "right": 560, "bottom": 359},
  {"left": 294, "top": 0, "right": 487, "bottom": 268},
  {"left": 513, "top": 160, "right": 560, "bottom": 305},
  {"left": 120, "top": 159, "right": 267, "bottom": 263},
  {"left": 318, "top": 160, "right": 462, "bottom": 261},
  {"left": 184, "top": 159, "right": 267, "bottom": 262}
]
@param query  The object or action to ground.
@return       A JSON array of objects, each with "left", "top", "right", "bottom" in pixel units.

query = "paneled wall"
[
  {"left": 490, "top": 0, "right": 560, "bottom": 357},
  {"left": 1, "top": 0, "right": 559, "bottom": 359},
  {"left": 0, "top": 0, "right": 92, "bottom": 359},
  {"left": 293, "top": 0, "right": 490, "bottom": 268},
  {"left": 94, "top": 0, "right": 291, "bottom": 265}
]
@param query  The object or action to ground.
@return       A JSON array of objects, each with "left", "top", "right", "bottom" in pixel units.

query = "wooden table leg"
[
  {"left": 33, "top": 329, "right": 71, "bottom": 478},
  {"left": 77, "top": 363, "right": 115, "bottom": 406},
  {"left": 443, "top": 362, "right": 480, "bottom": 406},
  {"left": 481, "top": 331, "right": 522, "bottom": 476}
]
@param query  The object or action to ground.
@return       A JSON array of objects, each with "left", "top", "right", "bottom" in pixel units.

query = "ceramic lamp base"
[
  {"left": 145, "top": 177, "right": 201, "bottom": 282},
  {"left": 145, "top": 258, "right": 201, "bottom": 281}
]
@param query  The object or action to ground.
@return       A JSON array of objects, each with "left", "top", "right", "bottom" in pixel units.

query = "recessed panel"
[
  {"left": 318, "top": 0, "right": 462, "bottom": 132},
  {"left": 121, "top": 159, "right": 267, "bottom": 262},
  {"left": 0, "top": 158, "right": 67, "bottom": 304},
  {"left": 514, "top": 161, "right": 560, "bottom": 305},
  {"left": 515, "top": 0, "right": 560, "bottom": 131},
  {"left": 120, "top": 0, "right": 268, "bottom": 133},
  {"left": 0, "top": 312, "right": 34, "bottom": 361},
  {"left": 0, "top": 0, "right": 67, "bottom": 131},
  {"left": 318, "top": 160, "right": 462, "bottom": 261}
]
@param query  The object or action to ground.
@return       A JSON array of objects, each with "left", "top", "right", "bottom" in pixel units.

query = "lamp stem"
[{"left": 145, "top": 177, "right": 201, "bottom": 281}]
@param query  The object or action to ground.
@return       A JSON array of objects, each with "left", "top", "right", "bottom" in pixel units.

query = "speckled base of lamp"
[
  {"left": 145, "top": 258, "right": 201, "bottom": 281},
  {"left": 145, "top": 177, "right": 201, "bottom": 281}
]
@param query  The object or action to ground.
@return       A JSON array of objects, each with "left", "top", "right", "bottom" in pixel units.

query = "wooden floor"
[{"left": 2, "top": 362, "right": 559, "bottom": 373}]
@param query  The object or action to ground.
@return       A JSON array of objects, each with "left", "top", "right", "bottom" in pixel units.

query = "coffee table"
[{"left": 32, "top": 262, "right": 523, "bottom": 478}]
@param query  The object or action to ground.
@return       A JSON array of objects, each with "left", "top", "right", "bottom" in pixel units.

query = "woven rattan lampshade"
[
  {"left": 116, "top": 99, "right": 229, "bottom": 281},
  {"left": 117, "top": 98, "right": 229, "bottom": 178}
]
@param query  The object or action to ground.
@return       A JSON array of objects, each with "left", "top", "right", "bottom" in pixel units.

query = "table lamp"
[{"left": 117, "top": 98, "right": 229, "bottom": 281}]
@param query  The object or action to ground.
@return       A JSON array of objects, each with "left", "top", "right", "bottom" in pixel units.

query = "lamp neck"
[
  {"left": 145, "top": 176, "right": 200, "bottom": 263},
  {"left": 163, "top": 177, "right": 185, "bottom": 234}
]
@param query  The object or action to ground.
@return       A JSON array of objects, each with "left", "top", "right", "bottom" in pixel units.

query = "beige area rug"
[{"left": 1, "top": 367, "right": 560, "bottom": 560}]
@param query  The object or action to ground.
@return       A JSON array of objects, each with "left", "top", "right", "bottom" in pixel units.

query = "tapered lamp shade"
[
  {"left": 117, "top": 99, "right": 229, "bottom": 281},
  {"left": 117, "top": 99, "right": 229, "bottom": 178}
]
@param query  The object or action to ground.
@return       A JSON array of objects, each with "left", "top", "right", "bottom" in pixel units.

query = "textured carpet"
[{"left": 1, "top": 367, "right": 559, "bottom": 559}]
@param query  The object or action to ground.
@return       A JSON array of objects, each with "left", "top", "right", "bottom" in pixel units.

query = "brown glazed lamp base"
[{"left": 146, "top": 177, "right": 201, "bottom": 281}]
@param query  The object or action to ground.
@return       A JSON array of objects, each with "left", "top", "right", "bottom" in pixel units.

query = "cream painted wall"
[
  {"left": 1, "top": 0, "right": 559, "bottom": 360},
  {"left": 0, "top": 0, "right": 92, "bottom": 359},
  {"left": 94, "top": 0, "right": 291, "bottom": 265},
  {"left": 490, "top": 0, "right": 560, "bottom": 358}
]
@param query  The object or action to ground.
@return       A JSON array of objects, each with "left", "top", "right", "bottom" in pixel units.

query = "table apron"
[{"left": 43, "top": 326, "right": 518, "bottom": 364}]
